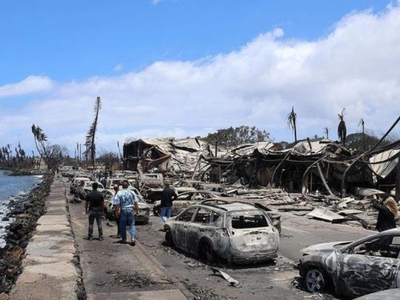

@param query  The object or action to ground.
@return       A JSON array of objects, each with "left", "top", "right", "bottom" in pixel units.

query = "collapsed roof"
[{"left": 122, "top": 137, "right": 399, "bottom": 198}]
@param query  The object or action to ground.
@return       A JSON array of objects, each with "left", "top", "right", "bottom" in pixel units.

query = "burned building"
[{"left": 123, "top": 137, "right": 399, "bottom": 199}]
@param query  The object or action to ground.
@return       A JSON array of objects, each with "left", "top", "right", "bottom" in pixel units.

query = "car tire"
[
  {"left": 165, "top": 230, "right": 174, "bottom": 247},
  {"left": 199, "top": 241, "right": 215, "bottom": 263},
  {"left": 304, "top": 268, "right": 327, "bottom": 293}
]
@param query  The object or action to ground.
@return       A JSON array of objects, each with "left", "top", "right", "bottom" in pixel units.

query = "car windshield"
[{"left": 230, "top": 214, "right": 268, "bottom": 229}]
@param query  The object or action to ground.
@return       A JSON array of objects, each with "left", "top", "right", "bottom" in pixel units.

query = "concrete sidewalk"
[
  {"left": 10, "top": 178, "right": 78, "bottom": 300},
  {"left": 9, "top": 177, "right": 189, "bottom": 300}
]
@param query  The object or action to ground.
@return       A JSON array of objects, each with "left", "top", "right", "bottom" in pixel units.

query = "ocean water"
[{"left": 0, "top": 170, "right": 43, "bottom": 248}]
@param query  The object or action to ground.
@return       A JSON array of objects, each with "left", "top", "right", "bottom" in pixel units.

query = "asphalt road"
[{"left": 278, "top": 212, "right": 375, "bottom": 262}]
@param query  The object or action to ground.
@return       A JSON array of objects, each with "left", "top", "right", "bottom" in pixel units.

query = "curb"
[{"left": 135, "top": 240, "right": 194, "bottom": 299}]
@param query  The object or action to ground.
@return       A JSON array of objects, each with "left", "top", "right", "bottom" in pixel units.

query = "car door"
[
  {"left": 186, "top": 208, "right": 213, "bottom": 255},
  {"left": 173, "top": 207, "right": 197, "bottom": 251},
  {"left": 337, "top": 234, "right": 400, "bottom": 297}
]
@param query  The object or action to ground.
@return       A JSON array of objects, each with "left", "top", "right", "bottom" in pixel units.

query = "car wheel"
[
  {"left": 199, "top": 242, "right": 215, "bottom": 263},
  {"left": 305, "top": 268, "right": 326, "bottom": 293},
  {"left": 165, "top": 230, "right": 174, "bottom": 247}
]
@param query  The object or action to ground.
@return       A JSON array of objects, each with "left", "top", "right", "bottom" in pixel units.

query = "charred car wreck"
[
  {"left": 164, "top": 200, "right": 280, "bottom": 264},
  {"left": 298, "top": 228, "right": 400, "bottom": 297}
]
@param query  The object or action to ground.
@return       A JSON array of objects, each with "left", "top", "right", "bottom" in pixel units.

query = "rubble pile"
[{"left": 230, "top": 187, "right": 381, "bottom": 229}]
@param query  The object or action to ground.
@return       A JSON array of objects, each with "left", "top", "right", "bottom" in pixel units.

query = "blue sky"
[
  {"left": 0, "top": 0, "right": 388, "bottom": 83},
  {"left": 0, "top": 0, "right": 399, "bottom": 155}
]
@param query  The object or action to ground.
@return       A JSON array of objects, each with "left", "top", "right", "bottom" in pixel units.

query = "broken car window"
[
  {"left": 352, "top": 235, "right": 399, "bottom": 258},
  {"left": 212, "top": 212, "right": 220, "bottom": 223},
  {"left": 230, "top": 214, "right": 268, "bottom": 229},
  {"left": 203, "top": 193, "right": 215, "bottom": 199},
  {"left": 193, "top": 193, "right": 204, "bottom": 200},
  {"left": 177, "top": 193, "right": 193, "bottom": 200},
  {"left": 177, "top": 208, "right": 196, "bottom": 222},
  {"left": 194, "top": 208, "right": 212, "bottom": 223}
]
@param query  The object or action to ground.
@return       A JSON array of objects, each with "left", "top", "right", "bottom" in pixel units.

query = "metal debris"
[
  {"left": 307, "top": 207, "right": 346, "bottom": 223},
  {"left": 210, "top": 267, "right": 239, "bottom": 287}
]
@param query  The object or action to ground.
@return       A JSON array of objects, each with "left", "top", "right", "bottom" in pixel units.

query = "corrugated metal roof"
[{"left": 369, "top": 149, "right": 399, "bottom": 178}]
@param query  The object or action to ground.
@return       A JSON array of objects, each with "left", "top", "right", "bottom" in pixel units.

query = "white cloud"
[
  {"left": 1, "top": 2, "right": 400, "bottom": 155},
  {"left": 151, "top": 0, "right": 163, "bottom": 5},
  {"left": 0, "top": 76, "right": 54, "bottom": 99}
]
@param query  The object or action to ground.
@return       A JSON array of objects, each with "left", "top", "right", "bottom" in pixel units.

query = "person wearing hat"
[{"left": 85, "top": 182, "right": 105, "bottom": 241}]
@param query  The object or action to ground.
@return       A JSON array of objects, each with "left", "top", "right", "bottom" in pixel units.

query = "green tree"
[
  {"left": 346, "top": 130, "right": 397, "bottom": 151},
  {"left": 203, "top": 126, "right": 270, "bottom": 147}
]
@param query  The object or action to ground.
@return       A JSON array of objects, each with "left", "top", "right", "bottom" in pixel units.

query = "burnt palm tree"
[
  {"left": 286, "top": 106, "right": 297, "bottom": 144},
  {"left": 337, "top": 108, "right": 347, "bottom": 146},
  {"left": 31, "top": 124, "right": 55, "bottom": 171},
  {"left": 324, "top": 127, "right": 329, "bottom": 139},
  {"left": 84, "top": 97, "right": 102, "bottom": 169},
  {"left": 358, "top": 118, "right": 365, "bottom": 150}
]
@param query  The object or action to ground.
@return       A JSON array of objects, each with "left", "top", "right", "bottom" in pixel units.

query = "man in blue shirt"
[{"left": 114, "top": 180, "right": 139, "bottom": 245}]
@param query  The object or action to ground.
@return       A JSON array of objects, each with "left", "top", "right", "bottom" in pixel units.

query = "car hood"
[{"left": 301, "top": 241, "right": 351, "bottom": 256}]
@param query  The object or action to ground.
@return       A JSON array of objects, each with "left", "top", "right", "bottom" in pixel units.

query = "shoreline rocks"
[
  {"left": 3, "top": 169, "right": 45, "bottom": 176},
  {"left": 0, "top": 173, "right": 53, "bottom": 294}
]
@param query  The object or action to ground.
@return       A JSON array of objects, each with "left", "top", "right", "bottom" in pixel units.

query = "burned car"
[
  {"left": 153, "top": 190, "right": 230, "bottom": 216},
  {"left": 164, "top": 201, "right": 280, "bottom": 264},
  {"left": 155, "top": 194, "right": 282, "bottom": 233},
  {"left": 102, "top": 189, "right": 150, "bottom": 224},
  {"left": 298, "top": 228, "right": 400, "bottom": 298},
  {"left": 69, "top": 176, "right": 92, "bottom": 194}
]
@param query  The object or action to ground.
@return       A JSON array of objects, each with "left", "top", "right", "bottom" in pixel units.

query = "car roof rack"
[
  {"left": 200, "top": 199, "right": 271, "bottom": 212},
  {"left": 200, "top": 199, "right": 261, "bottom": 210},
  {"left": 199, "top": 199, "right": 229, "bottom": 210}
]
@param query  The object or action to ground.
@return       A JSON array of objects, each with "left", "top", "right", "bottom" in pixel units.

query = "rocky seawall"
[
  {"left": 0, "top": 173, "right": 53, "bottom": 294},
  {"left": 3, "top": 169, "right": 45, "bottom": 176}
]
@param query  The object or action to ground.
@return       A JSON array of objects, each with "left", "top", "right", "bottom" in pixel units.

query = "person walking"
[
  {"left": 160, "top": 181, "right": 178, "bottom": 223},
  {"left": 85, "top": 182, "right": 105, "bottom": 241},
  {"left": 372, "top": 194, "right": 398, "bottom": 232},
  {"left": 111, "top": 184, "right": 121, "bottom": 239},
  {"left": 114, "top": 180, "right": 139, "bottom": 245}
]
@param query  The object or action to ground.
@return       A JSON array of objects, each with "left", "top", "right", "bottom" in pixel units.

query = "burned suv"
[{"left": 164, "top": 199, "right": 280, "bottom": 264}]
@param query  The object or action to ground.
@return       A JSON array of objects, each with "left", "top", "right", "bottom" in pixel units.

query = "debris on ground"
[
  {"left": 111, "top": 271, "right": 156, "bottom": 288},
  {"left": 210, "top": 267, "right": 239, "bottom": 287}
]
